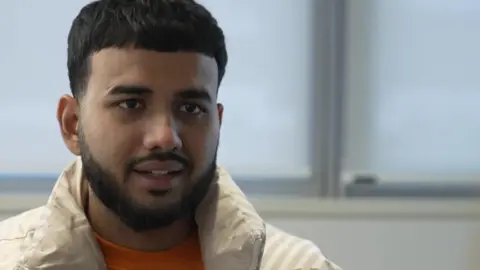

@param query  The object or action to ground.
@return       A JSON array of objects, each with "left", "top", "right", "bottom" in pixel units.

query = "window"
[
  {"left": 199, "top": 0, "right": 315, "bottom": 180},
  {"left": 6, "top": 0, "right": 476, "bottom": 198},
  {"left": 343, "top": 0, "right": 480, "bottom": 196}
]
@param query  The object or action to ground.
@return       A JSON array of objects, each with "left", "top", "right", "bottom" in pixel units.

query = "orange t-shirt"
[{"left": 96, "top": 233, "right": 204, "bottom": 270}]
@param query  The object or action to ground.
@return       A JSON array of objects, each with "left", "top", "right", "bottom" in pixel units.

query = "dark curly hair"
[{"left": 67, "top": 0, "right": 227, "bottom": 98}]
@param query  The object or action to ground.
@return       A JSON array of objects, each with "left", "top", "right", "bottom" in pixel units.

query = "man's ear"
[
  {"left": 217, "top": 103, "right": 224, "bottom": 127},
  {"left": 57, "top": 95, "right": 81, "bottom": 155}
]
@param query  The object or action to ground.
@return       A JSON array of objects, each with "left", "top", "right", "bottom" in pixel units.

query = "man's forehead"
[{"left": 87, "top": 48, "right": 219, "bottom": 95}]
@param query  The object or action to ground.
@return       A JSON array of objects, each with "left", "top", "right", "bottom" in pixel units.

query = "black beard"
[{"left": 79, "top": 132, "right": 217, "bottom": 232}]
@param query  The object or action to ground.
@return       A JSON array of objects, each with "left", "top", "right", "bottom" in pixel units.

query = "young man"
[{"left": 0, "top": 1, "right": 341, "bottom": 269}]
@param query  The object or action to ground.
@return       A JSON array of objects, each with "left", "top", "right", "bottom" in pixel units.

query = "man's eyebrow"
[
  {"left": 106, "top": 85, "right": 213, "bottom": 102},
  {"left": 107, "top": 85, "right": 153, "bottom": 96},
  {"left": 176, "top": 87, "right": 212, "bottom": 102}
]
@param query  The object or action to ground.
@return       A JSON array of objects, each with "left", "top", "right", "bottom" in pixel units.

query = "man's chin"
[
  {"left": 130, "top": 182, "right": 186, "bottom": 204},
  {"left": 117, "top": 199, "right": 187, "bottom": 231},
  {"left": 130, "top": 195, "right": 183, "bottom": 212}
]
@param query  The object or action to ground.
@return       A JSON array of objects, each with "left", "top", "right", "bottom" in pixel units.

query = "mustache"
[{"left": 127, "top": 151, "right": 190, "bottom": 170}]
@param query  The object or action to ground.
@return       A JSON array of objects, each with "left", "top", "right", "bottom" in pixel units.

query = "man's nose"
[{"left": 143, "top": 116, "right": 182, "bottom": 151}]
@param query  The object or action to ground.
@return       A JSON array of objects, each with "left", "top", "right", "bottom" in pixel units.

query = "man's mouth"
[
  {"left": 133, "top": 169, "right": 183, "bottom": 176},
  {"left": 132, "top": 159, "right": 185, "bottom": 174},
  {"left": 131, "top": 169, "right": 184, "bottom": 191},
  {"left": 130, "top": 160, "right": 186, "bottom": 190}
]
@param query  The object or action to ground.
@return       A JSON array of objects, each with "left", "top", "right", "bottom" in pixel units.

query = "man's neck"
[{"left": 86, "top": 191, "right": 193, "bottom": 252}]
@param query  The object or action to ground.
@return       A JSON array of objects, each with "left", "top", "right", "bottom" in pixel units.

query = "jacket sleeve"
[
  {"left": 261, "top": 227, "right": 342, "bottom": 270},
  {"left": 294, "top": 240, "right": 342, "bottom": 270}
]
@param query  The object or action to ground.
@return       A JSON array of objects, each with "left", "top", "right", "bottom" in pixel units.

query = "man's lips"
[
  {"left": 133, "top": 160, "right": 185, "bottom": 174},
  {"left": 130, "top": 160, "right": 187, "bottom": 191}
]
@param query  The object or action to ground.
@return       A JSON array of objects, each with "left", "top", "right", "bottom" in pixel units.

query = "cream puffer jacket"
[{"left": 0, "top": 158, "right": 341, "bottom": 270}]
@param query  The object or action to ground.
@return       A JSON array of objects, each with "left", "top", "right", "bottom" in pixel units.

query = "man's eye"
[
  {"left": 118, "top": 99, "right": 143, "bottom": 109},
  {"left": 179, "top": 103, "right": 204, "bottom": 115}
]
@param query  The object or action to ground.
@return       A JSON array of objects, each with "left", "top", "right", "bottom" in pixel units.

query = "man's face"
[{"left": 58, "top": 48, "right": 223, "bottom": 231}]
